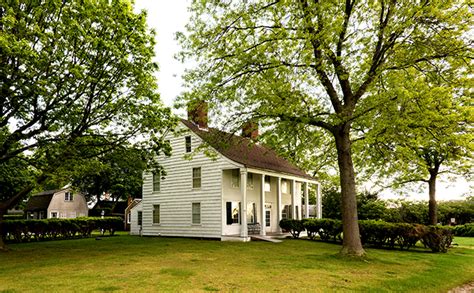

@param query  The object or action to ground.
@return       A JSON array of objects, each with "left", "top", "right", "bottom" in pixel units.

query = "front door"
[{"left": 265, "top": 203, "right": 272, "bottom": 233}]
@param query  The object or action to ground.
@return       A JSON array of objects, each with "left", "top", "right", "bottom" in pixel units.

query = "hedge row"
[
  {"left": 280, "top": 218, "right": 453, "bottom": 253},
  {"left": 452, "top": 223, "right": 474, "bottom": 237},
  {"left": 1, "top": 217, "right": 123, "bottom": 243}
]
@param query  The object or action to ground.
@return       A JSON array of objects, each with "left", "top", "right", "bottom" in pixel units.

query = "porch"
[{"left": 221, "top": 168, "right": 321, "bottom": 240}]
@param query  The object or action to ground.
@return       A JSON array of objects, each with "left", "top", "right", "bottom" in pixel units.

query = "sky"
[{"left": 133, "top": 1, "right": 472, "bottom": 201}]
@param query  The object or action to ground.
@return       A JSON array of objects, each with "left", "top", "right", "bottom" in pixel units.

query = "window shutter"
[{"left": 226, "top": 202, "right": 232, "bottom": 225}]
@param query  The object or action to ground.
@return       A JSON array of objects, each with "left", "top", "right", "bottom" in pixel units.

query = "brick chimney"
[
  {"left": 242, "top": 120, "right": 259, "bottom": 140},
  {"left": 187, "top": 100, "right": 208, "bottom": 129}
]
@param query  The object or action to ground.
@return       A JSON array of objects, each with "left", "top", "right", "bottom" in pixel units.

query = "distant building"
[{"left": 25, "top": 188, "right": 88, "bottom": 219}]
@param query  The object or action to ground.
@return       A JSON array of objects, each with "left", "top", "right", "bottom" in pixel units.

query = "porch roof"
[{"left": 182, "top": 119, "right": 315, "bottom": 180}]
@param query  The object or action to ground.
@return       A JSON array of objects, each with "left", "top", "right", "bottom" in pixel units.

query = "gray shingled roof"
[
  {"left": 182, "top": 119, "right": 314, "bottom": 180},
  {"left": 25, "top": 193, "right": 56, "bottom": 211}
]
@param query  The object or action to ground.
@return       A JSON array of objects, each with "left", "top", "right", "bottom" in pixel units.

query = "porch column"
[
  {"left": 291, "top": 179, "right": 296, "bottom": 219},
  {"left": 277, "top": 177, "right": 282, "bottom": 233},
  {"left": 304, "top": 182, "right": 309, "bottom": 218},
  {"left": 240, "top": 169, "right": 248, "bottom": 238},
  {"left": 260, "top": 174, "right": 266, "bottom": 236},
  {"left": 317, "top": 183, "right": 322, "bottom": 219},
  {"left": 297, "top": 182, "right": 302, "bottom": 220}
]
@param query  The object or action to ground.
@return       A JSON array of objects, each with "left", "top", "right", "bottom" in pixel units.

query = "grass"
[{"left": 0, "top": 235, "right": 473, "bottom": 292}]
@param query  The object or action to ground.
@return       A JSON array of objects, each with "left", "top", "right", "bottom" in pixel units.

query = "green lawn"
[{"left": 0, "top": 235, "right": 473, "bottom": 292}]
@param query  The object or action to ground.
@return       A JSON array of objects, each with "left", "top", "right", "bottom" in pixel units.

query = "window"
[
  {"left": 185, "top": 136, "right": 192, "bottom": 153},
  {"left": 153, "top": 172, "right": 160, "bottom": 192},
  {"left": 192, "top": 167, "right": 201, "bottom": 188},
  {"left": 51, "top": 212, "right": 58, "bottom": 218},
  {"left": 247, "top": 202, "right": 256, "bottom": 224},
  {"left": 282, "top": 180, "right": 288, "bottom": 193},
  {"left": 247, "top": 173, "right": 254, "bottom": 189},
  {"left": 282, "top": 205, "right": 291, "bottom": 220},
  {"left": 153, "top": 205, "right": 160, "bottom": 224},
  {"left": 265, "top": 176, "right": 271, "bottom": 192},
  {"left": 226, "top": 202, "right": 240, "bottom": 225},
  {"left": 138, "top": 211, "right": 143, "bottom": 226},
  {"left": 127, "top": 213, "right": 131, "bottom": 224},
  {"left": 231, "top": 169, "right": 240, "bottom": 188},
  {"left": 192, "top": 202, "right": 201, "bottom": 224},
  {"left": 265, "top": 210, "right": 271, "bottom": 227},
  {"left": 64, "top": 192, "right": 73, "bottom": 201}
]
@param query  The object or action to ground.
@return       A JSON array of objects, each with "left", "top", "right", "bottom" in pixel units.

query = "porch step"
[{"left": 250, "top": 235, "right": 283, "bottom": 243}]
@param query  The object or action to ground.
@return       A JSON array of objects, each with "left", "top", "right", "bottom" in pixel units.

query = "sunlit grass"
[{"left": 0, "top": 235, "right": 473, "bottom": 292}]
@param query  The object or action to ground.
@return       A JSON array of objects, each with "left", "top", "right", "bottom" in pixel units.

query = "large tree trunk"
[
  {"left": 334, "top": 126, "right": 365, "bottom": 257},
  {"left": 428, "top": 170, "right": 438, "bottom": 225}
]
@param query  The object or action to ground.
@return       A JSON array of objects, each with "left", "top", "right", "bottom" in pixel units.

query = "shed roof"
[
  {"left": 25, "top": 193, "right": 55, "bottom": 211},
  {"left": 181, "top": 119, "right": 314, "bottom": 180}
]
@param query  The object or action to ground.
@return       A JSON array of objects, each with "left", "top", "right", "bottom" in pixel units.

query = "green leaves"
[{"left": 1, "top": 0, "right": 176, "bottom": 208}]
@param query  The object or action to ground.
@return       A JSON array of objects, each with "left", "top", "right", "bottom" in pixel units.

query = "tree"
[
  {"left": 362, "top": 68, "right": 473, "bottom": 225},
  {"left": 0, "top": 0, "right": 175, "bottom": 250},
  {"left": 71, "top": 145, "right": 161, "bottom": 204},
  {"left": 178, "top": 0, "right": 471, "bottom": 256}
]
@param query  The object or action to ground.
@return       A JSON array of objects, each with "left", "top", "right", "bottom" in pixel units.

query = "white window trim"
[
  {"left": 153, "top": 204, "right": 160, "bottom": 225},
  {"left": 231, "top": 169, "right": 240, "bottom": 188},
  {"left": 152, "top": 172, "right": 161, "bottom": 193},
  {"left": 192, "top": 167, "right": 202, "bottom": 189},
  {"left": 191, "top": 202, "right": 201, "bottom": 225}
]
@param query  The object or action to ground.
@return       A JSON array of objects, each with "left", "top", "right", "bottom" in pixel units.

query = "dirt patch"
[{"left": 448, "top": 281, "right": 474, "bottom": 293}]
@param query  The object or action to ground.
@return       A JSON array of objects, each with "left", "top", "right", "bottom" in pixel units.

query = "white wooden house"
[{"left": 132, "top": 103, "right": 321, "bottom": 241}]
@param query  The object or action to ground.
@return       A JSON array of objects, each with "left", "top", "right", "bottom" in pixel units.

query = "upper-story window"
[
  {"left": 247, "top": 173, "right": 254, "bottom": 189},
  {"left": 153, "top": 172, "right": 160, "bottom": 192},
  {"left": 192, "top": 167, "right": 201, "bottom": 188},
  {"left": 265, "top": 176, "right": 271, "bottom": 192},
  {"left": 231, "top": 169, "right": 240, "bottom": 188},
  {"left": 64, "top": 192, "right": 73, "bottom": 201},
  {"left": 282, "top": 180, "right": 289, "bottom": 193},
  {"left": 185, "top": 136, "right": 192, "bottom": 153}
]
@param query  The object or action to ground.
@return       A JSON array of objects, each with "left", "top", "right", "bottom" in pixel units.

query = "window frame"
[
  {"left": 192, "top": 202, "right": 201, "bottom": 225},
  {"left": 153, "top": 172, "right": 161, "bottom": 192},
  {"left": 64, "top": 191, "right": 73, "bottom": 201},
  {"left": 264, "top": 176, "right": 271, "bottom": 192},
  {"left": 247, "top": 202, "right": 256, "bottom": 224},
  {"left": 192, "top": 167, "right": 202, "bottom": 189},
  {"left": 185, "top": 136, "right": 192, "bottom": 153},
  {"left": 231, "top": 169, "right": 240, "bottom": 188},
  {"left": 137, "top": 211, "right": 143, "bottom": 226},
  {"left": 226, "top": 201, "right": 241, "bottom": 225},
  {"left": 247, "top": 173, "right": 254, "bottom": 190},
  {"left": 153, "top": 205, "right": 160, "bottom": 224}
]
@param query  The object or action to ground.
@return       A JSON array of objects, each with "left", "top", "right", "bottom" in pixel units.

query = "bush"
[
  {"left": 292, "top": 218, "right": 453, "bottom": 252},
  {"left": 452, "top": 223, "right": 474, "bottom": 237},
  {"left": 279, "top": 219, "right": 304, "bottom": 238},
  {"left": 420, "top": 226, "right": 453, "bottom": 253},
  {"left": 303, "top": 218, "right": 342, "bottom": 242},
  {"left": 1, "top": 217, "right": 123, "bottom": 243}
]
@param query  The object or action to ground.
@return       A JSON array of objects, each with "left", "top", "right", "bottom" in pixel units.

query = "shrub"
[
  {"left": 452, "top": 223, "right": 474, "bottom": 237},
  {"left": 303, "top": 218, "right": 342, "bottom": 242},
  {"left": 300, "top": 218, "right": 453, "bottom": 253},
  {"left": 1, "top": 217, "right": 123, "bottom": 243},
  {"left": 279, "top": 219, "right": 304, "bottom": 238},
  {"left": 420, "top": 226, "right": 453, "bottom": 253}
]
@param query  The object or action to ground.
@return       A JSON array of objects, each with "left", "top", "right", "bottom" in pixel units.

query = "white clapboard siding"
[
  {"left": 130, "top": 201, "right": 143, "bottom": 236},
  {"left": 141, "top": 122, "right": 239, "bottom": 238}
]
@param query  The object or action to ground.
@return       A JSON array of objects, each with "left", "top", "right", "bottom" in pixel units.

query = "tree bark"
[
  {"left": 428, "top": 170, "right": 438, "bottom": 225},
  {"left": 334, "top": 125, "right": 365, "bottom": 256}
]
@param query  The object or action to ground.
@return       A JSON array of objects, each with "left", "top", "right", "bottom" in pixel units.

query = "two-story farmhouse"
[{"left": 131, "top": 102, "right": 321, "bottom": 241}]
